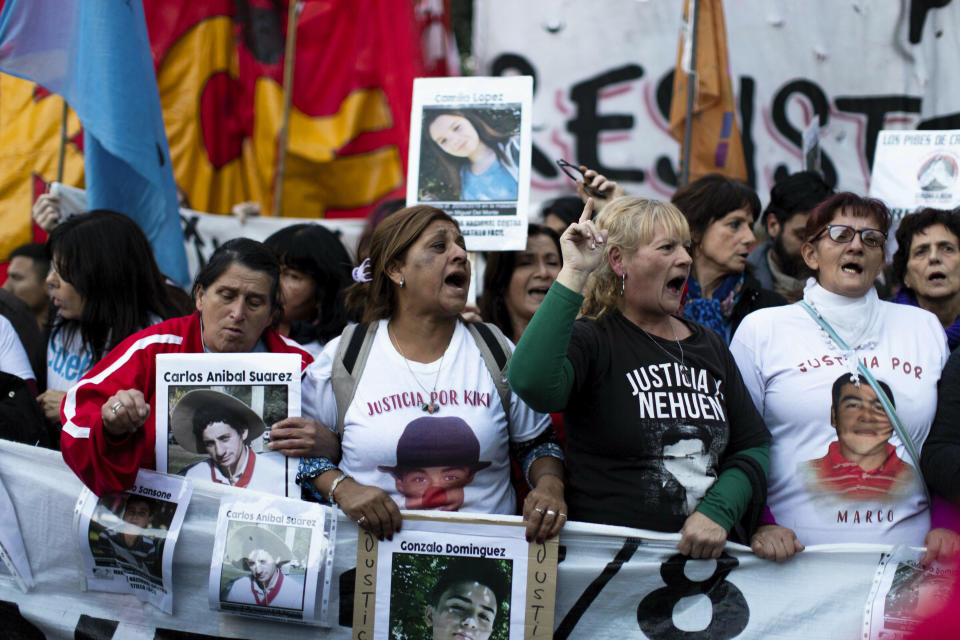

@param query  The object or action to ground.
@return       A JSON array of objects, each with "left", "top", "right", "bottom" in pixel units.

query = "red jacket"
[{"left": 60, "top": 313, "right": 312, "bottom": 496}]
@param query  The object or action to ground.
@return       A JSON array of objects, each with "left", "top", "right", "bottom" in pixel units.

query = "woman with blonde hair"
[{"left": 509, "top": 196, "right": 770, "bottom": 558}]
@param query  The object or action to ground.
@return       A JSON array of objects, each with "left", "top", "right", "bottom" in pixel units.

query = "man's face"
[
  {"left": 395, "top": 466, "right": 472, "bottom": 510},
  {"left": 662, "top": 437, "right": 712, "bottom": 515},
  {"left": 246, "top": 549, "right": 279, "bottom": 587},
  {"left": 2, "top": 256, "right": 49, "bottom": 313},
  {"left": 769, "top": 211, "right": 810, "bottom": 276},
  {"left": 832, "top": 382, "right": 894, "bottom": 460},
  {"left": 122, "top": 500, "right": 151, "bottom": 530},
  {"left": 201, "top": 421, "right": 248, "bottom": 477},
  {"left": 426, "top": 581, "right": 498, "bottom": 640}
]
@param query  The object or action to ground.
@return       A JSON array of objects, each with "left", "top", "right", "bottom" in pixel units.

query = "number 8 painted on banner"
[{"left": 636, "top": 552, "right": 749, "bottom": 640}]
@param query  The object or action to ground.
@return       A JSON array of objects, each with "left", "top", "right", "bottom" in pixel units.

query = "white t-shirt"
[
  {"left": 730, "top": 296, "right": 947, "bottom": 546},
  {"left": 303, "top": 319, "right": 551, "bottom": 515},
  {"left": 0, "top": 315, "right": 35, "bottom": 381},
  {"left": 47, "top": 314, "right": 163, "bottom": 391},
  {"left": 47, "top": 326, "right": 95, "bottom": 391}
]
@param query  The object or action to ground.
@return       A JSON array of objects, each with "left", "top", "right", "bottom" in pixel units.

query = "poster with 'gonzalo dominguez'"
[
  {"left": 154, "top": 353, "right": 301, "bottom": 498},
  {"left": 407, "top": 76, "right": 533, "bottom": 252}
]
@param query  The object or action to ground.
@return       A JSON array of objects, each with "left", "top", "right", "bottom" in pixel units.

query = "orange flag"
[{"left": 668, "top": 0, "right": 747, "bottom": 183}]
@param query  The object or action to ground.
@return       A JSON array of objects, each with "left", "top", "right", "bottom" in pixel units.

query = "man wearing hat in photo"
[
  {"left": 224, "top": 525, "right": 304, "bottom": 609},
  {"left": 378, "top": 416, "right": 491, "bottom": 511},
  {"left": 173, "top": 389, "right": 285, "bottom": 493}
]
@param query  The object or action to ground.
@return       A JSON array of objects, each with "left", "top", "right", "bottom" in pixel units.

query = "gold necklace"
[{"left": 388, "top": 325, "right": 446, "bottom": 414}]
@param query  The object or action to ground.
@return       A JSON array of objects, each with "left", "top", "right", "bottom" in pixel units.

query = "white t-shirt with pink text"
[{"left": 302, "top": 319, "right": 551, "bottom": 516}]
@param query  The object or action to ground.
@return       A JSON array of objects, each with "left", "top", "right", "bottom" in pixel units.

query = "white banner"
[
  {"left": 473, "top": 1, "right": 960, "bottom": 207},
  {"left": 0, "top": 440, "right": 950, "bottom": 638},
  {"left": 50, "top": 183, "right": 365, "bottom": 283}
]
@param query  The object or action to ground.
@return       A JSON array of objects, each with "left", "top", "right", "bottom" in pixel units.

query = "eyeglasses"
[{"left": 813, "top": 224, "right": 886, "bottom": 248}]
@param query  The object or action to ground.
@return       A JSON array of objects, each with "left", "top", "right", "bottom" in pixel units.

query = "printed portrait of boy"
[
  {"left": 378, "top": 416, "right": 491, "bottom": 511},
  {"left": 799, "top": 374, "right": 915, "bottom": 501}
]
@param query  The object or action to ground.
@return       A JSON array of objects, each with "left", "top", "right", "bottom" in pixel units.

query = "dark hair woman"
[
  {"left": 891, "top": 207, "right": 960, "bottom": 350},
  {"left": 264, "top": 224, "right": 354, "bottom": 354},
  {"left": 731, "top": 193, "right": 959, "bottom": 565},
  {"left": 40, "top": 211, "right": 182, "bottom": 423},
  {"left": 419, "top": 108, "right": 520, "bottom": 202},
  {"left": 60, "top": 238, "right": 317, "bottom": 497},
  {"left": 671, "top": 174, "right": 785, "bottom": 342},
  {"left": 299, "top": 205, "right": 566, "bottom": 542},
  {"left": 479, "top": 224, "right": 562, "bottom": 343}
]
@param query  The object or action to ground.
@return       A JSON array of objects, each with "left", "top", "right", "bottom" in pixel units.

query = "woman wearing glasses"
[{"left": 730, "top": 193, "right": 959, "bottom": 564}]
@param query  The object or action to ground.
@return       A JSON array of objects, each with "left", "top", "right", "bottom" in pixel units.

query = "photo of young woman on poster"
[{"left": 418, "top": 106, "right": 521, "bottom": 203}]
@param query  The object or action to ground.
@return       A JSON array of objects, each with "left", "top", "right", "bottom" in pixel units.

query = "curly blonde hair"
[{"left": 581, "top": 196, "right": 690, "bottom": 319}]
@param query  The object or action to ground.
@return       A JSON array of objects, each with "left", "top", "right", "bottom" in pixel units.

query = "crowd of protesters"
[{"left": 3, "top": 167, "right": 960, "bottom": 568}]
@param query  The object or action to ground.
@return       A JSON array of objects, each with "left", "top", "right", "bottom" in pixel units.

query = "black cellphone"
[{"left": 556, "top": 159, "right": 605, "bottom": 198}]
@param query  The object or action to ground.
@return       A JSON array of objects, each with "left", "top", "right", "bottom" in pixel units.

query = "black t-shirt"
[{"left": 564, "top": 310, "right": 768, "bottom": 531}]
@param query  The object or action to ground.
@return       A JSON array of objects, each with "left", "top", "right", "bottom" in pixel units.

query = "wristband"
[{"left": 328, "top": 471, "right": 351, "bottom": 505}]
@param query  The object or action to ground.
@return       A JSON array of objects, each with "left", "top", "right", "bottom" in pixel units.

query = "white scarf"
[{"left": 802, "top": 278, "right": 882, "bottom": 352}]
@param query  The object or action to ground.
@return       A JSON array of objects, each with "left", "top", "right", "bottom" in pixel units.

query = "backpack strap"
[
  {"left": 331, "top": 322, "right": 377, "bottom": 438},
  {"left": 467, "top": 322, "right": 513, "bottom": 423}
]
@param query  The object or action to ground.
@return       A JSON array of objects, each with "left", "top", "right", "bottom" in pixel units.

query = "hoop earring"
[
  {"left": 400, "top": 277, "right": 405, "bottom": 288},
  {"left": 621, "top": 273, "right": 626, "bottom": 295}
]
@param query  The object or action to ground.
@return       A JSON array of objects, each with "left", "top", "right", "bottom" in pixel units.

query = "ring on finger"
[
  {"left": 356, "top": 515, "right": 366, "bottom": 526},
  {"left": 534, "top": 507, "right": 544, "bottom": 515},
  {"left": 546, "top": 509, "right": 556, "bottom": 517},
  {"left": 111, "top": 401, "right": 124, "bottom": 415},
  {"left": 559, "top": 513, "right": 568, "bottom": 520}
]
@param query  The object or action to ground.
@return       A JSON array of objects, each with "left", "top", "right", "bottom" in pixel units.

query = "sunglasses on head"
[{"left": 813, "top": 224, "right": 886, "bottom": 248}]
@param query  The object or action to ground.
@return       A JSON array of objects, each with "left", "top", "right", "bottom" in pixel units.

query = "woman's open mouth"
[
  {"left": 840, "top": 262, "right": 863, "bottom": 275},
  {"left": 444, "top": 271, "right": 468, "bottom": 291},
  {"left": 527, "top": 286, "right": 550, "bottom": 301},
  {"left": 666, "top": 276, "right": 687, "bottom": 295}
]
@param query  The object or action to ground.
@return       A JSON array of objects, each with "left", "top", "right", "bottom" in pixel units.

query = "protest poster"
[
  {"left": 353, "top": 513, "right": 558, "bottom": 640},
  {"left": 0, "top": 474, "right": 32, "bottom": 592},
  {"left": 73, "top": 469, "right": 191, "bottom": 614},
  {"left": 869, "top": 129, "right": 960, "bottom": 256},
  {"left": 154, "top": 353, "right": 301, "bottom": 497},
  {"left": 209, "top": 495, "right": 336, "bottom": 624},
  {"left": 802, "top": 119, "right": 822, "bottom": 176},
  {"left": 406, "top": 76, "right": 533, "bottom": 252},
  {"left": 863, "top": 545, "right": 959, "bottom": 639}
]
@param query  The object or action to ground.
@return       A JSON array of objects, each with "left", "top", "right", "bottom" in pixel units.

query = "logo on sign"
[{"left": 916, "top": 152, "right": 958, "bottom": 193}]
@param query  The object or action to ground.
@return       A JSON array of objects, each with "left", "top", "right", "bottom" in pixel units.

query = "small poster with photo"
[
  {"left": 74, "top": 469, "right": 191, "bottom": 613},
  {"left": 0, "top": 474, "right": 33, "bottom": 592},
  {"left": 863, "top": 545, "right": 960, "bottom": 639},
  {"left": 353, "top": 513, "right": 558, "bottom": 640},
  {"left": 154, "top": 353, "right": 301, "bottom": 497},
  {"left": 802, "top": 119, "right": 822, "bottom": 176},
  {"left": 406, "top": 75, "right": 533, "bottom": 252},
  {"left": 209, "top": 495, "right": 336, "bottom": 625}
]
